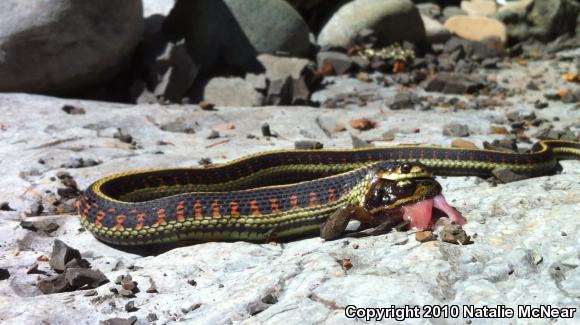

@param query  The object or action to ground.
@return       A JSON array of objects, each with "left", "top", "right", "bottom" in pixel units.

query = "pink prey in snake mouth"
[{"left": 401, "top": 194, "right": 467, "bottom": 230}]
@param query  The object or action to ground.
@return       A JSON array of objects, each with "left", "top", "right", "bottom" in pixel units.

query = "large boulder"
[
  {"left": 0, "top": 0, "right": 143, "bottom": 94},
  {"left": 497, "top": 0, "right": 579, "bottom": 43},
  {"left": 317, "top": 0, "right": 426, "bottom": 48},
  {"left": 526, "top": 0, "right": 580, "bottom": 42},
  {"left": 164, "top": 0, "right": 311, "bottom": 75}
]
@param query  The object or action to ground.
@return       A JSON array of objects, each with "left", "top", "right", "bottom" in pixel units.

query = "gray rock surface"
[
  {"left": 0, "top": 0, "right": 143, "bottom": 95},
  {"left": 0, "top": 56, "right": 579, "bottom": 323},
  {"left": 142, "top": 0, "right": 175, "bottom": 18},
  {"left": 165, "top": 0, "right": 310, "bottom": 75},
  {"left": 317, "top": 0, "right": 426, "bottom": 48},
  {"left": 202, "top": 77, "right": 265, "bottom": 106}
]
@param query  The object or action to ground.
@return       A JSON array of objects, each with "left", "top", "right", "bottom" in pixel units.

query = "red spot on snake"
[
  {"left": 115, "top": 214, "right": 126, "bottom": 230},
  {"left": 212, "top": 200, "right": 221, "bottom": 218},
  {"left": 230, "top": 202, "right": 240, "bottom": 217},
  {"left": 176, "top": 201, "right": 185, "bottom": 222},
  {"left": 194, "top": 201, "right": 203, "bottom": 220},
  {"left": 157, "top": 208, "right": 167, "bottom": 225},
  {"left": 108, "top": 207, "right": 116, "bottom": 213},
  {"left": 136, "top": 213, "right": 145, "bottom": 229},
  {"left": 96, "top": 210, "right": 106, "bottom": 226},
  {"left": 309, "top": 192, "right": 318, "bottom": 206},
  {"left": 289, "top": 195, "right": 299, "bottom": 209},
  {"left": 269, "top": 198, "right": 281, "bottom": 214},
  {"left": 328, "top": 188, "right": 337, "bottom": 202},
  {"left": 250, "top": 200, "right": 261, "bottom": 216}
]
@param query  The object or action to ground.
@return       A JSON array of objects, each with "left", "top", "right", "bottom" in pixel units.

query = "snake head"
[{"left": 364, "top": 162, "right": 467, "bottom": 230}]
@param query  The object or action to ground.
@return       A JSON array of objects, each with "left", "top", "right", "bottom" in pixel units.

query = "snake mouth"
[{"left": 402, "top": 194, "right": 467, "bottom": 230}]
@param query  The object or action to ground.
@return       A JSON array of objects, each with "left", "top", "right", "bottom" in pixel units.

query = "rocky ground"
[
  {"left": 1, "top": 0, "right": 580, "bottom": 324},
  {"left": 0, "top": 54, "right": 579, "bottom": 324}
]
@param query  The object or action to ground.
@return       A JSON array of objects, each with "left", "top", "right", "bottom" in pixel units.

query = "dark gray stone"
[
  {"left": 534, "top": 100, "right": 548, "bottom": 109},
  {"left": 0, "top": 268, "right": 10, "bottom": 280},
  {"left": 38, "top": 274, "right": 70, "bottom": 294},
  {"left": 65, "top": 268, "right": 108, "bottom": 289},
  {"left": 442, "top": 124, "right": 470, "bottom": 137},
  {"left": 49, "top": 239, "right": 82, "bottom": 273},
  {"left": 390, "top": 92, "right": 420, "bottom": 110},
  {"left": 0, "top": 0, "right": 143, "bottom": 94},
  {"left": 165, "top": 0, "right": 310, "bottom": 75},
  {"left": 266, "top": 76, "right": 293, "bottom": 105},
  {"left": 99, "top": 316, "right": 138, "bottom": 325},
  {"left": 294, "top": 141, "right": 323, "bottom": 149},
  {"left": 424, "top": 73, "right": 484, "bottom": 95},
  {"left": 153, "top": 41, "right": 199, "bottom": 103}
]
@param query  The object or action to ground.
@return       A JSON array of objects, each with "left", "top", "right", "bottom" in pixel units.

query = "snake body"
[{"left": 78, "top": 140, "right": 580, "bottom": 246}]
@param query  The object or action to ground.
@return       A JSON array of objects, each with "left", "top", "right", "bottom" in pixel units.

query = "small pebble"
[
  {"left": 415, "top": 230, "right": 437, "bottom": 242},
  {"left": 342, "top": 258, "right": 353, "bottom": 270},
  {"left": 198, "top": 158, "right": 212, "bottom": 166},
  {"left": 199, "top": 101, "right": 216, "bottom": 110},
  {"left": 125, "top": 301, "right": 138, "bottom": 312},
  {"left": 261, "top": 123, "right": 273, "bottom": 137},
  {"left": 295, "top": 140, "right": 323, "bottom": 150},
  {"left": 206, "top": 130, "right": 220, "bottom": 139},
  {"left": 84, "top": 289, "right": 98, "bottom": 297},
  {"left": 534, "top": 100, "right": 548, "bottom": 109},
  {"left": 0, "top": 202, "right": 14, "bottom": 211},
  {"left": 61, "top": 105, "right": 86, "bottom": 115}
]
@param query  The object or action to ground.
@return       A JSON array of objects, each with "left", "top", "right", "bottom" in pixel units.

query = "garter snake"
[{"left": 78, "top": 139, "right": 580, "bottom": 246}]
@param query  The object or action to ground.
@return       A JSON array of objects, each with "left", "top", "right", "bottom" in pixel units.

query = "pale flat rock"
[
  {"left": 202, "top": 77, "right": 265, "bottom": 106},
  {"left": 444, "top": 15, "right": 507, "bottom": 49},
  {"left": 257, "top": 54, "right": 311, "bottom": 81},
  {"left": 461, "top": 0, "right": 498, "bottom": 17}
]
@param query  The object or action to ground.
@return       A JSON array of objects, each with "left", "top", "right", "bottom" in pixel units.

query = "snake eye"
[{"left": 400, "top": 163, "right": 412, "bottom": 174}]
